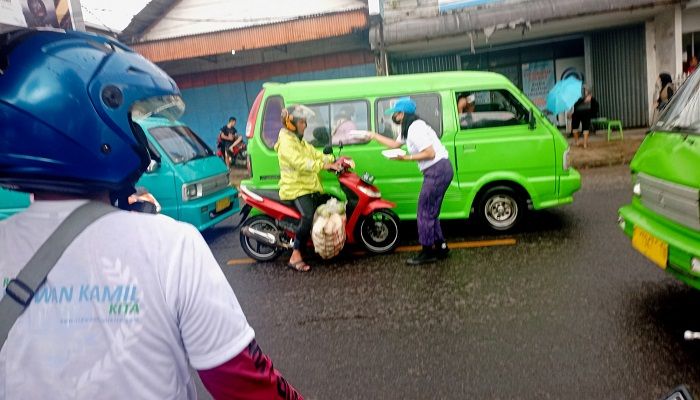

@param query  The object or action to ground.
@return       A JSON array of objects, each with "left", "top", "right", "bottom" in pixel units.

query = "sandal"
[{"left": 286, "top": 260, "right": 311, "bottom": 272}]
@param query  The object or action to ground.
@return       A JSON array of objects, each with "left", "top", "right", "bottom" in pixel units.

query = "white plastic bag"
[{"left": 312, "top": 198, "right": 347, "bottom": 259}]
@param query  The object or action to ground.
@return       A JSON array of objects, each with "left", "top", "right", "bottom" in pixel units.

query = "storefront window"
[{"left": 459, "top": 38, "right": 584, "bottom": 92}]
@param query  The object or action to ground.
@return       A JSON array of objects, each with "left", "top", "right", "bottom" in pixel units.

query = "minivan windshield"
[
  {"left": 655, "top": 71, "right": 700, "bottom": 134},
  {"left": 148, "top": 125, "right": 213, "bottom": 164}
]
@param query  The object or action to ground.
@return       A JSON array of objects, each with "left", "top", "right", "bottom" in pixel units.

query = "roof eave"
[{"left": 126, "top": 9, "right": 370, "bottom": 63}]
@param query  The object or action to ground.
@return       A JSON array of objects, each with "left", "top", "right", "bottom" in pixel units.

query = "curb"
[{"left": 569, "top": 136, "right": 645, "bottom": 170}]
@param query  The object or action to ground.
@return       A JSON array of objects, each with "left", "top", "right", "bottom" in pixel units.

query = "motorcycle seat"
[{"left": 248, "top": 188, "right": 297, "bottom": 208}]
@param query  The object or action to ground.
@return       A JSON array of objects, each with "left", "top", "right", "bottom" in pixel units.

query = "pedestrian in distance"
[
  {"left": 687, "top": 54, "right": 698, "bottom": 76},
  {"left": 0, "top": 28, "right": 303, "bottom": 399},
  {"left": 363, "top": 97, "right": 454, "bottom": 265},
  {"left": 219, "top": 117, "right": 242, "bottom": 169},
  {"left": 656, "top": 73, "right": 674, "bottom": 111},
  {"left": 570, "top": 87, "right": 599, "bottom": 149}
]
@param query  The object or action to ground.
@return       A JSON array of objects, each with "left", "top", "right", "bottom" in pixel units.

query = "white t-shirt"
[
  {"left": 399, "top": 120, "right": 449, "bottom": 172},
  {"left": 0, "top": 200, "right": 255, "bottom": 399}
]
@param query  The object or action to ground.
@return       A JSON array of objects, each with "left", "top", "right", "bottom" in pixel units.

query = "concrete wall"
[
  {"left": 177, "top": 64, "right": 376, "bottom": 148},
  {"left": 645, "top": 20, "right": 657, "bottom": 123},
  {"left": 645, "top": 5, "right": 682, "bottom": 123},
  {"left": 653, "top": 5, "right": 682, "bottom": 80},
  {"left": 682, "top": 7, "right": 700, "bottom": 34}
]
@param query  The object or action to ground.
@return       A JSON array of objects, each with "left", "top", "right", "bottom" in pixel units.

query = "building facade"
[
  {"left": 121, "top": 0, "right": 375, "bottom": 146},
  {"left": 371, "top": 0, "right": 699, "bottom": 127}
]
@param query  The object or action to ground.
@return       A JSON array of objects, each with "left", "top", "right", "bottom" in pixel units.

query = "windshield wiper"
[
  {"left": 182, "top": 153, "right": 206, "bottom": 165},
  {"left": 668, "top": 125, "right": 698, "bottom": 133}
]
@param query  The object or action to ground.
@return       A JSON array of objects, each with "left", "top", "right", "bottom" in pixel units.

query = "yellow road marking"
[
  {"left": 227, "top": 258, "right": 255, "bottom": 266},
  {"left": 227, "top": 238, "right": 516, "bottom": 266},
  {"left": 395, "top": 238, "right": 516, "bottom": 252}
]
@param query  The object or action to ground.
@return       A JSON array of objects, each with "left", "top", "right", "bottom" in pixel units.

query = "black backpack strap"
[{"left": 0, "top": 201, "right": 117, "bottom": 349}]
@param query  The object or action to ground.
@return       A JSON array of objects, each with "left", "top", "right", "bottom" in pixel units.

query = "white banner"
[{"left": 0, "top": 0, "right": 27, "bottom": 27}]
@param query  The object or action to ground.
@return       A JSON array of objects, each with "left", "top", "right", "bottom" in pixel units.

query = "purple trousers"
[{"left": 417, "top": 158, "right": 454, "bottom": 246}]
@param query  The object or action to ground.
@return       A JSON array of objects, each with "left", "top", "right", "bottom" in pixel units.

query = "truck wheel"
[
  {"left": 477, "top": 186, "right": 524, "bottom": 232},
  {"left": 240, "top": 215, "right": 283, "bottom": 261},
  {"left": 358, "top": 209, "right": 400, "bottom": 254}
]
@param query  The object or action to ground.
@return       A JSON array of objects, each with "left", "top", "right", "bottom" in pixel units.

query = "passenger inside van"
[
  {"left": 456, "top": 90, "right": 526, "bottom": 129},
  {"left": 331, "top": 106, "right": 362, "bottom": 145},
  {"left": 309, "top": 126, "right": 330, "bottom": 147},
  {"left": 457, "top": 93, "right": 476, "bottom": 128}
]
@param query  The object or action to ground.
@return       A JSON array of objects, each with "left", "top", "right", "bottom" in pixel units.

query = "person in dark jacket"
[
  {"left": 657, "top": 73, "right": 674, "bottom": 111},
  {"left": 571, "top": 87, "right": 599, "bottom": 149}
]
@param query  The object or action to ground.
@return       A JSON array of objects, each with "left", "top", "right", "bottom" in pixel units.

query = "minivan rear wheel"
[{"left": 477, "top": 186, "right": 524, "bottom": 232}]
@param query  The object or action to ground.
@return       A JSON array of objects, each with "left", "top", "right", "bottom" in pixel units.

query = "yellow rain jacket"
[{"left": 275, "top": 128, "right": 334, "bottom": 200}]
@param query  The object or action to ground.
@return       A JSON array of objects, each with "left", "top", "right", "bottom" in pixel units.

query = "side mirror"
[
  {"left": 660, "top": 385, "right": 694, "bottom": 400},
  {"left": 323, "top": 145, "right": 333, "bottom": 155},
  {"left": 528, "top": 109, "right": 536, "bottom": 130},
  {"left": 146, "top": 159, "right": 160, "bottom": 173}
]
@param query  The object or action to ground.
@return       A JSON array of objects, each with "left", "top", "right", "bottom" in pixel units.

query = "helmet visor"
[{"left": 130, "top": 95, "right": 185, "bottom": 121}]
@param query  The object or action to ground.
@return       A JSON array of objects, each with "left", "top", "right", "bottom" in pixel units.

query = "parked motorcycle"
[{"left": 238, "top": 154, "right": 400, "bottom": 261}]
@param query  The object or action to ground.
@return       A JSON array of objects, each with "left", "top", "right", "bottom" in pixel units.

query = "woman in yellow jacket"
[{"left": 275, "top": 105, "right": 342, "bottom": 272}]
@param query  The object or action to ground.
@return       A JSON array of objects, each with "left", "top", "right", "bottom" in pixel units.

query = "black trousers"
[{"left": 292, "top": 193, "right": 329, "bottom": 251}]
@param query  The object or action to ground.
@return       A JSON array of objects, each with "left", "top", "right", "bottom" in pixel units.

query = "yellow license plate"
[
  {"left": 632, "top": 226, "right": 668, "bottom": 269},
  {"left": 215, "top": 197, "right": 231, "bottom": 213}
]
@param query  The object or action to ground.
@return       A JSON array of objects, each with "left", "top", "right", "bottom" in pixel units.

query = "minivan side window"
[
  {"left": 302, "top": 100, "right": 370, "bottom": 147},
  {"left": 375, "top": 94, "right": 442, "bottom": 139},
  {"left": 262, "top": 96, "right": 284, "bottom": 149},
  {"left": 456, "top": 90, "right": 528, "bottom": 130}
]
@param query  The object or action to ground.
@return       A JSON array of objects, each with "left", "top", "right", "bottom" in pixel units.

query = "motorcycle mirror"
[
  {"left": 661, "top": 385, "right": 694, "bottom": 400},
  {"left": 146, "top": 159, "right": 160, "bottom": 173},
  {"left": 323, "top": 145, "right": 333, "bottom": 155}
]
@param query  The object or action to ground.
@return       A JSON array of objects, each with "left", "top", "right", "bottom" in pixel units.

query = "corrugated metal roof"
[
  {"left": 122, "top": 0, "right": 366, "bottom": 43},
  {"left": 129, "top": 9, "right": 369, "bottom": 63}
]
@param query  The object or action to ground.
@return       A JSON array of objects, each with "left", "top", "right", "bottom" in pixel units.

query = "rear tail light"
[{"left": 246, "top": 89, "right": 265, "bottom": 139}]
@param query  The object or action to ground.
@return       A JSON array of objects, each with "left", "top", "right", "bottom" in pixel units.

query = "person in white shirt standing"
[
  {"left": 0, "top": 29, "right": 303, "bottom": 399},
  {"left": 367, "top": 97, "right": 454, "bottom": 265}
]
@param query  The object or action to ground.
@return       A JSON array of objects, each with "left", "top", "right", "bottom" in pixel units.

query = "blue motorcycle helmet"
[{"left": 0, "top": 28, "right": 184, "bottom": 204}]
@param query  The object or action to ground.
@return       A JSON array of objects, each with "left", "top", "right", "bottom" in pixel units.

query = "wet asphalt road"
[{"left": 197, "top": 165, "right": 700, "bottom": 399}]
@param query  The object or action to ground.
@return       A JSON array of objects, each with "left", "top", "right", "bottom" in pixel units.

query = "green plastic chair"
[{"left": 607, "top": 120, "right": 623, "bottom": 141}]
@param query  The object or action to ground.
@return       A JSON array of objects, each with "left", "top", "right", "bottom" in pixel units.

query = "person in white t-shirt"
[
  {"left": 0, "top": 29, "right": 303, "bottom": 399},
  {"left": 366, "top": 97, "right": 454, "bottom": 265}
]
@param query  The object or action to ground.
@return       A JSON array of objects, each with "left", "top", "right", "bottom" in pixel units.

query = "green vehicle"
[
  {"left": 243, "top": 71, "right": 580, "bottom": 231},
  {"left": 618, "top": 71, "right": 700, "bottom": 288},
  {"left": 0, "top": 117, "right": 238, "bottom": 231}
]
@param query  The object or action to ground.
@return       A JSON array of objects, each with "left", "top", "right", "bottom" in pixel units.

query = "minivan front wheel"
[{"left": 477, "top": 186, "right": 524, "bottom": 232}]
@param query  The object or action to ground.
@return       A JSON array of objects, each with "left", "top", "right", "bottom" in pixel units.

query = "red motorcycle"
[
  {"left": 216, "top": 137, "right": 247, "bottom": 167},
  {"left": 238, "top": 157, "right": 400, "bottom": 261}
]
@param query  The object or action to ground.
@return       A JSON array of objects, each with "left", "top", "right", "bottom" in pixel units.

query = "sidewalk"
[{"left": 565, "top": 127, "right": 647, "bottom": 169}]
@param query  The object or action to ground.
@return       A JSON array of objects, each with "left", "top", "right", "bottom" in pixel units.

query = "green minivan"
[
  {"left": 618, "top": 71, "right": 700, "bottom": 288},
  {"left": 0, "top": 117, "right": 239, "bottom": 231},
  {"left": 243, "top": 71, "right": 581, "bottom": 231}
]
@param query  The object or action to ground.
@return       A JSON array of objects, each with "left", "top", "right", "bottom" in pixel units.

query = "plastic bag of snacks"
[{"left": 312, "top": 198, "right": 347, "bottom": 259}]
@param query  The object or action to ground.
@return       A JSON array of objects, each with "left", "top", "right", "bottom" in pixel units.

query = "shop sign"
[
  {"left": 522, "top": 60, "right": 555, "bottom": 111},
  {"left": 1, "top": 0, "right": 73, "bottom": 29}
]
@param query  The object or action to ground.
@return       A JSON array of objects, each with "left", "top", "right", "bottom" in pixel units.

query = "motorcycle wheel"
[
  {"left": 239, "top": 215, "right": 283, "bottom": 261},
  {"left": 357, "top": 209, "right": 400, "bottom": 254}
]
